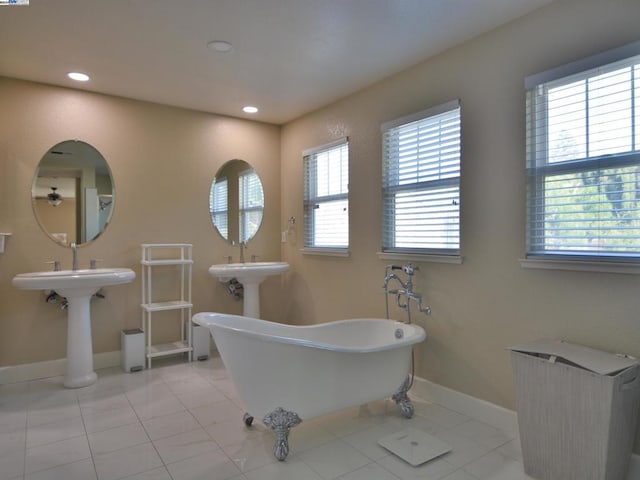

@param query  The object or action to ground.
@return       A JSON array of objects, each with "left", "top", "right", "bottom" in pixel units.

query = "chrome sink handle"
[{"left": 45, "top": 260, "right": 61, "bottom": 271}]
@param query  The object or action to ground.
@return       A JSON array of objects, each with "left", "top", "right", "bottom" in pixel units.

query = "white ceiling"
[{"left": 0, "top": 0, "right": 553, "bottom": 125}]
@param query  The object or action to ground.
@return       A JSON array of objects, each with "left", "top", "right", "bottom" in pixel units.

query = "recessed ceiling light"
[
  {"left": 67, "top": 72, "right": 90, "bottom": 82},
  {"left": 243, "top": 106, "right": 259, "bottom": 114},
  {"left": 207, "top": 40, "right": 233, "bottom": 53}
]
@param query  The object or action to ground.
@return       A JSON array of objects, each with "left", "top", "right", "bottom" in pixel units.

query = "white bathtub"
[{"left": 193, "top": 312, "right": 426, "bottom": 460}]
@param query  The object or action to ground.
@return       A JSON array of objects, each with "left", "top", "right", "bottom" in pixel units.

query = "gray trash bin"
[{"left": 509, "top": 339, "right": 640, "bottom": 480}]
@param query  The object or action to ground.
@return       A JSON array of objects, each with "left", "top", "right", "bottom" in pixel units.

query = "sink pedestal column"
[
  {"left": 242, "top": 280, "right": 261, "bottom": 318},
  {"left": 61, "top": 288, "right": 98, "bottom": 388}
]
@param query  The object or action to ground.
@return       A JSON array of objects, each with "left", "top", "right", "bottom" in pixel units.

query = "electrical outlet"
[{"left": 281, "top": 231, "right": 287, "bottom": 243}]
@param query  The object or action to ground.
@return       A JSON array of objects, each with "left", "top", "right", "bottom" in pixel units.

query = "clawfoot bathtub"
[{"left": 192, "top": 312, "right": 426, "bottom": 460}]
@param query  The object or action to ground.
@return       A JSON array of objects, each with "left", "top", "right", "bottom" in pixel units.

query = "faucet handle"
[
  {"left": 45, "top": 260, "right": 61, "bottom": 271},
  {"left": 90, "top": 259, "right": 102, "bottom": 269}
]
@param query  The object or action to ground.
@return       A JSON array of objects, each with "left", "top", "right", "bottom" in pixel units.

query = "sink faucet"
[
  {"left": 239, "top": 241, "right": 245, "bottom": 263},
  {"left": 70, "top": 242, "right": 79, "bottom": 270}
]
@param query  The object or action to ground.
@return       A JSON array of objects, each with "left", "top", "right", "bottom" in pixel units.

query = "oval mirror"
[
  {"left": 210, "top": 160, "right": 264, "bottom": 244},
  {"left": 32, "top": 140, "right": 114, "bottom": 246}
]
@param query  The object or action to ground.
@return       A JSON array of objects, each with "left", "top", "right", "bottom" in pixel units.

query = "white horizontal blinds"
[
  {"left": 303, "top": 139, "right": 349, "bottom": 248},
  {"left": 526, "top": 51, "right": 640, "bottom": 258},
  {"left": 239, "top": 169, "right": 264, "bottom": 243},
  {"left": 382, "top": 101, "right": 461, "bottom": 254},
  {"left": 210, "top": 178, "right": 228, "bottom": 239}
]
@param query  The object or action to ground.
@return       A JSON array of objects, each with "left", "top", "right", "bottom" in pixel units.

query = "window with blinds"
[
  {"left": 382, "top": 100, "right": 461, "bottom": 255},
  {"left": 239, "top": 169, "right": 264, "bottom": 243},
  {"left": 210, "top": 177, "right": 228, "bottom": 239},
  {"left": 526, "top": 42, "right": 640, "bottom": 260},
  {"left": 303, "top": 139, "right": 349, "bottom": 249}
]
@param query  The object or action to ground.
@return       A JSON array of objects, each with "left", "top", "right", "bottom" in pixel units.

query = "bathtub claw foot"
[
  {"left": 392, "top": 375, "right": 415, "bottom": 418},
  {"left": 263, "top": 407, "right": 302, "bottom": 461}
]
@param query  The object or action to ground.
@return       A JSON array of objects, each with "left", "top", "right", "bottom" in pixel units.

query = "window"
[
  {"left": 526, "top": 42, "right": 640, "bottom": 261},
  {"left": 303, "top": 139, "right": 349, "bottom": 249},
  {"left": 210, "top": 177, "right": 228, "bottom": 239},
  {"left": 381, "top": 100, "right": 461, "bottom": 255},
  {"left": 239, "top": 169, "right": 264, "bottom": 243}
]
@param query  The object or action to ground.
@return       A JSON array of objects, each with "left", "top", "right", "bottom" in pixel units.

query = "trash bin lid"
[{"left": 509, "top": 339, "right": 638, "bottom": 376}]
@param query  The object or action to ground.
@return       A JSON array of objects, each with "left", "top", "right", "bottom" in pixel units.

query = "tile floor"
[{"left": 0, "top": 356, "right": 533, "bottom": 480}]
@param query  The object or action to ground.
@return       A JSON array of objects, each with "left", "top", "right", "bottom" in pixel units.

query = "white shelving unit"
[{"left": 141, "top": 244, "right": 193, "bottom": 368}]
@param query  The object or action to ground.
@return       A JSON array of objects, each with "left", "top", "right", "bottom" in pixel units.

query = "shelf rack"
[{"left": 141, "top": 244, "right": 193, "bottom": 368}]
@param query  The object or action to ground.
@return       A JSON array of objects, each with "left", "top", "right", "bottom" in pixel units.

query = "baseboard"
[
  {"left": 411, "top": 375, "right": 640, "bottom": 480},
  {"left": 411, "top": 375, "right": 519, "bottom": 436},
  {"left": 0, "top": 350, "right": 121, "bottom": 384}
]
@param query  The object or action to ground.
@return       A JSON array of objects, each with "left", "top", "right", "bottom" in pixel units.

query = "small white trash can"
[
  {"left": 121, "top": 328, "right": 145, "bottom": 373},
  {"left": 510, "top": 339, "right": 640, "bottom": 480}
]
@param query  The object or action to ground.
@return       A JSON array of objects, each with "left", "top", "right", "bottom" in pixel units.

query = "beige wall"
[
  {"left": 0, "top": 77, "right": 282, "bottom": 366},
  {"left": 280, "top": 0, "right": 640, "bottom": 443}
]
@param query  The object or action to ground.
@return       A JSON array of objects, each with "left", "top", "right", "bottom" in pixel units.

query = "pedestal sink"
[
  {"left": 12, "top": 268, "right": 135, "bottom": 388},
  {"left": 209, "top": 262, "right": 289, "bottom": 318}
]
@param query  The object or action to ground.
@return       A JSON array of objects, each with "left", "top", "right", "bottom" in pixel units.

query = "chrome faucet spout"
[{"left": 70, "top": 242, "right": 78, "bottom": 271}]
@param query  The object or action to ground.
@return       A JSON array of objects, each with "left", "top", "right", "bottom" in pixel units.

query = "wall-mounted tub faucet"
[{"left": 383, "top": 264, "right": 431, "bottom": 321}]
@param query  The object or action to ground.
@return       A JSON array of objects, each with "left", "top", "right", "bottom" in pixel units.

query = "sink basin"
[
  {"left": 209, "top": 262, "right": 289, "bottom": 283},
  {"left": 12, "top": 267, "right": 136, "bottom": 388},
  {"left": 12, "top": 268, "right": 135, "bottom": 294},
  {"left": 209, "top": 262, "right": 289, "bottom": 318}
]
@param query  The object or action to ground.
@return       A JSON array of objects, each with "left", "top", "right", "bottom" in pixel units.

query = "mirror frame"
[
  {"left": 210, "top": 159, "right": 264, "bottom": 244},
  {"left": 32, "top": 140, "right": 115, "bottom": 247}
]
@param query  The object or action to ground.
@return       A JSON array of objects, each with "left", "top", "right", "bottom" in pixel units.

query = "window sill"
[
  {"left": 377, "top": 251, "right": 463, "bottom": 264},
  {"left": 300, "top": 247, "right": 350, "bottom": 258},
  {"left": 519, "top": 257, "right": 640, "bottom": 275}
]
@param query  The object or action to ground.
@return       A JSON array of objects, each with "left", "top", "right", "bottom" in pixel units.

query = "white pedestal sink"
[
  {"left": 12, "top": 268, "right": 136, "bottom": 388},
  {"left": 209, "top": 262, "right": 289, "bottom": 318}
]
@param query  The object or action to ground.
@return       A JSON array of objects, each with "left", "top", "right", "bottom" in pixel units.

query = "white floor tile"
[
  {"left": 27, "top": 402, "right": 82, "bottom": 428},
  {"left": 93, "top": 442, "right": 163, "bottom": 480},
  {"left": 126, "top": 467, "right": 172, "bottom": 480},
  {"left": 342, "top": 422, "right": 404, "bottom": 460},
  {"left": 375, "top": 453, "right": 457, "bottom": 480},
  {"left": 122, "top": 466, "right": 173, "bottom": 480},
  {"left": 337, "top": 462, "right": 401, "bottom": 480},
  {"left": 297, "top": 438, "right": 372, "bottom": 480},
  {"left": 287, "top": 420, "right": 336, "bottom": 453},
  {"left": 189, "top": 399, "right": 244, "bottom": 427},
  {"left": 142, "top": 410, "right": 202, "bottom": 441},
  {"left": 412, "top": 402, "right": 469, "bottom": 429},
  {"left": 431, "top": 430, "right": 493, "bottom": 468},
  {"left": 82, "top": 404, "right": 139, "bottom": 434},
  {"left": 88, "top": 423, "right": 150, "bottom": 455},
  {"left": 205, "top": 417, "right": 268, "bottom": 447},
  {"left": 132, "top": 395, "right": 185, "bottom": 421},
  {"left": 24, "top": 458, "right": 97, "bottom": 480},
  {"left": 222, "top": 435, "right": 279, "bottom": 472},
  {"left": 25, "top": 435, "right": 91, "bottom": 474},
  {"left": 440, "top": 471, "right": 477, "bottom": 480},
  {"left": 463, "top": 451, "right": 534, "bottom": 480},
  {"left": 0, "top": 408, "right": 27, "bottom": 434},
  {"left": 447, "top": 420, "right": 513, "bottom": 450},
  {"left": 0, "top": 447, "right": 25, "bottom": 480},
  {"left": 0, "top": 357, "right": 537, "bottom": 480},
  {"left": 244, "top": 458, "right": 324, "bottom": 480},
  {"left": 152, "top": 428, "right": 219, "bottom": 464},
  {"left": 26, "top": 415, "right": 85, "bottom": 448},
  {"left": 496, "top": 438, "right": 522, "bottom": 462},
  {"left": 175, "top": 385, "right": 228, "bottom": 409},
  {"left": 166, "top": 449, "right": 242, "bottom": 480},
  {"left": 0, "top": 428, "right": 26, "bottom": 452}
]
